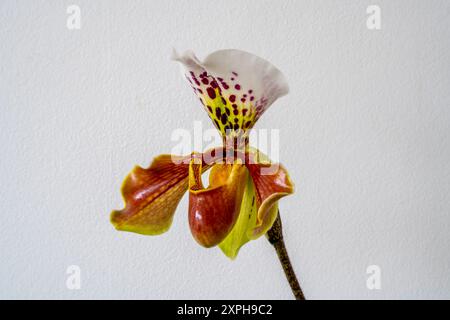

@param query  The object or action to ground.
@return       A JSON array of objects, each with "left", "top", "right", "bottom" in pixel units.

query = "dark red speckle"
[
  {"left": 207, "top": 87, "right": 216, "bottom": 99},
  {"left": 221, "top": 113, "right": 228, "bottom": 125}
]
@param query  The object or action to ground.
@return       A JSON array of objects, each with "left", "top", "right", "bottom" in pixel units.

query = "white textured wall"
[{"left": 1, "top": 0, "right": 450, "bottom": 299}]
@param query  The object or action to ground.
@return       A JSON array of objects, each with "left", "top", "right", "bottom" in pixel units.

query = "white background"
[{"left": 1, "top": 0, "right": 450, "bottom": 299}]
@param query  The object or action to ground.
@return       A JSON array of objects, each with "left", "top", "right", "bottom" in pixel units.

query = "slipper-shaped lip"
[{"left": 188, "top": 160, "right": 248, "bottom": 247}]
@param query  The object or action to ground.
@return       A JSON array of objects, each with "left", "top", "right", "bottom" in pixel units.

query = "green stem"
[{"left": 266, "top": 212, "right": 306, "bottom": 300}]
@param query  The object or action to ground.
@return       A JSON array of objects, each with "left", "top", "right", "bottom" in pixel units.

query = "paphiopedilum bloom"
[{"left": 111, "top": 49, "right": 294, "bottom": 258}]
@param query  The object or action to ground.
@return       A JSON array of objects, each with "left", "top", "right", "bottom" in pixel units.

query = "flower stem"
[{"left": 266, "top": 212, "right": 306, "bottom": 300}]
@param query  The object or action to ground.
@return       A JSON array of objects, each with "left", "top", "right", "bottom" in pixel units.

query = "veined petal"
[
  {"left": 188, "top": 160, "right": 248, "bottom": 247},
  {"left": 246, "top": 150, "right": 294, "bottom": 239},
  {"left": 111, "top": 154, "right": 192, "bottom": 235},
  {"left": 173, "top": 49, "right": 289, "bottom": 136}
]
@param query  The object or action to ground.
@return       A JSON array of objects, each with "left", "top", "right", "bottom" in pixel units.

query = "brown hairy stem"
[{"left": 266, "top": 212, "right": 306, "bottom": 300}]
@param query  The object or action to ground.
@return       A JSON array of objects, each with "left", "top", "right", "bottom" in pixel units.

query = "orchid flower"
[{"left": 111, "top": 49, "right": 294, "bottom": 259}]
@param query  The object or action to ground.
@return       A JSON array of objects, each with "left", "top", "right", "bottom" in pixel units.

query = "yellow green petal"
[{"left": 218, "top": 174, "right": 258, "bottom": 259}]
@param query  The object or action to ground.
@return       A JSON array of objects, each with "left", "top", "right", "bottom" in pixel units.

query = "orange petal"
[
  {"left": 246, "top": 159, "right": 294, "bottom": 239},
  {"left": 110, "top": 154, "right": 193, "bottom": 235},
  {"left": 188, "top": 160, "right": 248, "bottom": 247}
]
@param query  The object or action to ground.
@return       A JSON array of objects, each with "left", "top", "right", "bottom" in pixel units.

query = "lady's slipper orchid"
[{"left": 111, "top": 49, "right": 294, "bottom": 259}]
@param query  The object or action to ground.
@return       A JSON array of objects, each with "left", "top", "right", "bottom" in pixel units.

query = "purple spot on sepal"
[{"left": 207, "top": 87, "right": 216, "bottom": 99}]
